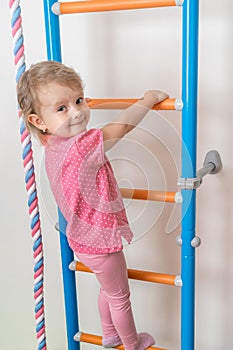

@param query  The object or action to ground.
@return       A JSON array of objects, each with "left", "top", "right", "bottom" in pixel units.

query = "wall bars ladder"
[{"left": 43, "top": 1, "right": 222, "bottom": 349}]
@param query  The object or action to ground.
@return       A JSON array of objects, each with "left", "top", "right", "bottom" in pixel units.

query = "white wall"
[{"left": 1, "top": 1, "right": 232, "bottom": 350}]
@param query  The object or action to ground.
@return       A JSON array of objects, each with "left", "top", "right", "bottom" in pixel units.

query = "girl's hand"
[{"left": 143, "top": 90, "right": 169, "bottom": 107}]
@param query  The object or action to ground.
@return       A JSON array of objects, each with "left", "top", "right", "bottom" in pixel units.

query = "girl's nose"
[{"left": 71, "top": 107, "right": 82, "bottom": 119}]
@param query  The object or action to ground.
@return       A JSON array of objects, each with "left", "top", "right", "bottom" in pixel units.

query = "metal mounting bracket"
[
  {"left": 177, "top": 176, "right": 202, "bottom": 190},
  {"left": 198, "top": 149, "right": 222, "bottom": 177},
  {"left": 177, "top": 150, "right": 222, "bottom": 190}
]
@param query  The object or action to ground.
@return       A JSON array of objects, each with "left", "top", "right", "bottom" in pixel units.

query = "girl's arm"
[{"left": 101, "top": 90, "right": 169, "bottom": 151}]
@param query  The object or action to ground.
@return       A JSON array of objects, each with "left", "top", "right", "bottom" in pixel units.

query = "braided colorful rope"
[{"left": 9, "top": 1, "right": 46, "bottom": 349}]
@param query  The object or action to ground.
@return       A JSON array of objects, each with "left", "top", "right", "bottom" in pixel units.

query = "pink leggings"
[{"left": 76, "top": 250, "right": 139, "bottom": 350}]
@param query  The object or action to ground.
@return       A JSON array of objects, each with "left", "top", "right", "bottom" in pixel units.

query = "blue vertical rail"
[
  {"left": 43, "top": 1, "right": 80, "bottom": 349},
  {"left": 181, "top": 1, "right": 199, "bottom": 350}
]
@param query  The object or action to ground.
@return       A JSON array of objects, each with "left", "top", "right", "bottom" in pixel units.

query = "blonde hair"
[{"left": 17, "top": 60, "right": 84, "bottom": 139}]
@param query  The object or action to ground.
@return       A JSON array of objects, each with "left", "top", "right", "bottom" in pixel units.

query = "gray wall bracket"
[{"left": 177, "top": 150, "right": 222, "bottom": 190}]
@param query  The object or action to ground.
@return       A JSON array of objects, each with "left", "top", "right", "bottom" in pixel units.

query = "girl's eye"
[
  {"left": 76, "top": 98, "right": 83, "bottom": 105},
  {"left": 57, "top": 105, "right": 66, "bottom": 112}
]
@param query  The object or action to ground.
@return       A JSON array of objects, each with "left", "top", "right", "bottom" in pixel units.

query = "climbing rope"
[{"left": 9, "top": 1, "right": 46, "bottom": 349}]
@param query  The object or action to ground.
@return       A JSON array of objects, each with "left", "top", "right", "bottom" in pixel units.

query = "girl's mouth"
[{"left": 69, "top": 118, "right": 84, "bottom": 126}]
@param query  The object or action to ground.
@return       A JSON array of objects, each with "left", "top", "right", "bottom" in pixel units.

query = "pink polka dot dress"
[{"left": 45, "top": 129, "right": 133, "bottom": 254}]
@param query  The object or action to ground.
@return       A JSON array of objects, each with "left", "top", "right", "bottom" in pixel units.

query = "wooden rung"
[
  {"left": 88, "top": 98, "right": 177, "bottom": 110},
  {"left": 120, "top": 188, "right": 178, "bottom": 203},
  {"left": 76, "top": 331, "right": 168, "bottom": 350},
  {"left": 72, "top": 261, "right": 177, "bottom": 286},
  {"left": 56, "top": 0, "right": 181, "bottom": 15}
]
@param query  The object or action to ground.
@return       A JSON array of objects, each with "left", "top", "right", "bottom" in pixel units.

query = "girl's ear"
[{"left": 28, "top": 114, "right": 47, "bottom": 131}]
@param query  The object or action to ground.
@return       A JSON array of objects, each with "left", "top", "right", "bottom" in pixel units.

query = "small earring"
[{"left": 42, "top": 129, "right": 47, "bottom": 133}]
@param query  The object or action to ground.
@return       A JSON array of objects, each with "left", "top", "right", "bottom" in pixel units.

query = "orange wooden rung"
[
  {"left": 56, "top": 0, "right": 179, "bottom": 15},
  {"left": 88, "top": 98, "right": 176, "bottom": 110},
  {"left": 72, "top": 261, "right": 177, "bottom": 286},
  {"left": 120, "top": 188, "right": 177, "bottom": 203},
  {"left": 75, "top": 331, "right": 168, "bottom": 350}
]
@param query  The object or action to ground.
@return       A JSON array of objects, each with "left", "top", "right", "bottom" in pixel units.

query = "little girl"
[{"left": 17, "top": 61, "right": 168, "bottom": 350}]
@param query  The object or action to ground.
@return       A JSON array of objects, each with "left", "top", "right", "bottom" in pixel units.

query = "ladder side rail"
[
  {"left": 43, "top": 1, "right": 80, "bottom": 349},
  {"left": 181, "top": 1, "right": 199, "bottom": 350}
]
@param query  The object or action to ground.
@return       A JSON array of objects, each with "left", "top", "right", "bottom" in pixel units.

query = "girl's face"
[{"left": 29, "top": 82, "right": 90, "bottom": 138}]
